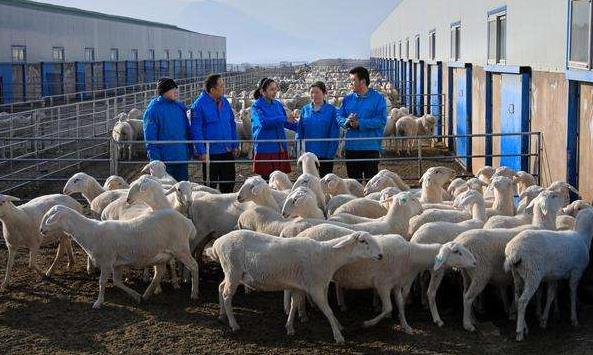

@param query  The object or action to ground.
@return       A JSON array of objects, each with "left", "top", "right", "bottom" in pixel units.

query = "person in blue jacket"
[
  {"left": 337, "top": 66, "right": 387, "bottom": 182},
  {"left": 143, "top": 78, "right": 191, "bottom": 181},
  {"left": 251, "top": 77, "right": 298, "bottom": 180},
  {"left": 296, "top": 81, "right": 339, "bottom": 177},
  {"left": 190, "top": 74, "right": 238, "bottom": 193}
]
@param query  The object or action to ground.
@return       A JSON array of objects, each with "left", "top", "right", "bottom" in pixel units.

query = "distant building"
[
  {"left": 370, "top": 0, "right": 593, "bottom": 200},
  {"left": 0, "top": 0, "right": 226, "bottom": 103}
]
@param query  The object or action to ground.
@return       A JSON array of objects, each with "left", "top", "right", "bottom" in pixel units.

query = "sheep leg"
[
  {"left": 297, "top": 294, "right": 309, "bottom": 323},
  {"left": 427, "top": 270, "right": 446, "bottom": 327},
  {"left": 286, "top": 291, "right": 304, "bottom": 335},
  {"left": 113, "top": 266, "right": 141, "bottom": 303},
  {"left": 540, "top": 281, "right": 557, "bottom": 329},
  {"left": 516, "top": 278, "right": 540, "bottom": 341},
  {"left": 462, "top": 277, "right": 488, "bottom": 332},
  {"left": 335, "top": 285, "right": 347, "bottom": 311},
  {"left": 1, "top": 246, "right": 16, "bottom": 291},
  {"left": 175, "top": 252, "right": 200, "bottom": 300},
  {"left": 28, "top": 246, "right": 44, "bottom": 277},
  {"left": 363, "top": 286, "right": 392, "bottom": 328},
  {"left": 87, "top": 256, "right": 96, "bottom": 275},
  {"left": 498, "top": 286, "right": 511, "bottom": 316},
  {"left": 419, "top": 272, "right": 429, "bottom": 308},
  {"left": 284, "top": 290, "right": 291, "bottom": 315},
  {"left": 308, "top": 287, "right": 345, "bottom": 344},
  {"left": 168, "top": 259, "right": 180, "bottom": 289},
  {"left": 142, "top": 264, "right": 167, "bottom": 300},
  {"left": 221, "top": 275, "right": 240, "bottom": 331},
  {"left": 394, "top": 287, "right": 413, "bottom": 334},
  {"left": 93, "top": 267, "right": 111, "bottom": 309},
  {"left": 569, "top": 273, "right": 580, "bottom": 327},
  {"left": 218, "top": 281, "right": 226, "bottom": 321},
  {"left": 45, "top": 239, "right": 66, "bottom": 277},
  {"left": 65, "top": 237, "right": 75, "bottom": 269},
  {"left": 510, "top": 268, "right": 523, "bottom": 321}
]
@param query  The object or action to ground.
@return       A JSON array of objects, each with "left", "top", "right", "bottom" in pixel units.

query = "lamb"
[
  {"left": 448, "top": 178, "right": 488, "bottom": 198},
  {"left": 236, "top": 176, "right": 280, "bottom": 211},
  {"left": 103, "top": 175, "right": 129, "bottom": 190},
  {"left": 476, "top": 166, "right": 496, "bottom": 186},
  {"left": 112, "top": 121, "right": 134, "bottom": 160},
  {"left": 383, "top": 107, "right": 410, "bottom": 151},
  {"left": 436, "top": 189, "right": 565, "bottom": 332},
  {"left": 320, "top": 173, "right": 365, "bottom": 198},
  {"left": 39, "top": 205, "right": 200, "bottom": 308},
  {"left": 269, "top": 170, "right": 292, "bottom": 191},
  {"left": 141, "top": 160, "right": 177, "bottom": 186},
  {"left": 364, "top": 169, "right": 409, "bottom": 195},
  {"left": 290, "top": 173, "right": 326, "bottom": 213},
  {"left": 513, "top": 171, "right": 537, "bottom": 196},
  {"left": 63, "top": 172, "right": 128, "bottom": 217},
  {"left": 557, "top": 200, "right": 593, "bottom": 231},
  {"left": 484, "top": 176, "right": 516, "bottom": 218},
  {"left": 504, "top": 208, "right": 593, "bottom": 341},
  {"left": 127, "top": 108, "right": 142, "bottom": 120},
  {"left": 547, "top": 181, "right": 580, "bottom": 207},
  {"left": 419, "top": 167, "right": 456, "bottom": 203},
  {"left": 0, "top": 193, "right": 83, "bottom": 289},
  {"left": 206, "top": 230, "right": 383, "bottom": 343},
  {"left": 297, "top": 152, "right": 320, "bottom": 178},
  {"left": 331, "top": 196, "right": 387, "bottom": 218},
  {"left": 236, "top": 107, "right": 253, "bottom": 159},
  {"left": 281, "top": 187, "right": 326, "bottom": 220},
  {"left": 395, "top": 114, "right": 437, "bottom": 154},
  {"left": 484, "top": 185, "right": 545, "bottom": 229},
  {"left": 329, "top": 188, "right": 399, "bottom": 224}
]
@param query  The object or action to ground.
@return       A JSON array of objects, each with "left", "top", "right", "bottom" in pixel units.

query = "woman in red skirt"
[{"left": 250, "top": 77, "right": 298, "bottom": 180}]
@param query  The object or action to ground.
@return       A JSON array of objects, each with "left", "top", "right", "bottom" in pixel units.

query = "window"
[
  {"left": 569, "top": 0, "right": 592, "bottom": 68},
  {"left": 110, "top": 48, "right": 119, "bottom": 61},
  {"left": 11, "top": 46, "right": 26, "bottom": 62},
  {"left": 450, "top": 23, "right": 461, "bottom": 61},
  {"left": 84, "top": 47, "right": 95, "bottom": 62},
  {"left": 52, "top": 47, "right": 64, "bottom": 62},
  {"left": 415, "top": 35, "right": 420, "bottom": 60},
  {"left": 178, "top": 49, "right": 183, "bottom": 59},
  {"left": 130, "top": 49, "right": 138, "bottom": 61},
  {"left": 488, "top": 9, "right": 507, "bottom": 64},
  {"left": 148, "top": 49, "right": 155, "bottom": 60},
  {"left": 164, "top": 49, "right": 170, "bottom": 59},
  {"left": 406, "top": 38, "right": 410, "bottom": 59},
  {"left": 429, "top": 31, "right": 436, "bottom": 61}
]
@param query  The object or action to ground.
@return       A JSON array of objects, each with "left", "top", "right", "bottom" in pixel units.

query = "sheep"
[
  {"left": 281, "top": 187, "right": 326, "bottom": 220},
  {"left": 332, "top": 196, "right": 387, "bottom": 218},
  {"left": 395, "top": 114, "right": 437, "bottom": 155},
  {"left": 419, "top": 167, "right": 456, "bottom": 203},
  {"left": 485, "top": 176, "right": 516, "bottom": 218},
  {"left": 436, "top": 189, "right": 565, "bottom": 332},
  {"left": 297, "top": 152, "right": 320, "bottom": 178},
  {"left": 410, "top": 190, "right": 487, "bottom": 325},
  {"left": 141, "top": 160, "right": 177, "bottom": 186},
  {"left": 103, "top": 175, "right": 129, "bottom": 190},
  {"left": 236, "top": 176, "right": 280, "bottom": 211},
  {"left": 476, "top": 166, "right": 496, "bottom": 186},
  {"left": 112, "top": 121, "right": 134, "bottom": 160},
  {"left": 383, "top": 107, "right": 410, "bottom": 151},
  {"left": 548, "top": 181, "right": 580, "bottom": 207},
  {"left": 0, "top": 194, "right": 83, "bottom": 289},
  {"left": 505, "top": 208, "right": 593, "bottom": 341},
  {"left": 448, "top": 178, "right": 488, "bottom": 199},
  {"left": 513, "top": 171, "right": 537, "bottom": 196},
  {"left": 320, "top": 173, "right": 365, "bottom": 198},
  {"left": 447, "top": 178, "right": 466, "bottom": 197},
  {"left": 484, "top": 185, "right": 545, "bottom": 229},
  {"left": 236, "top": 107, "right": 253, "bottom": 159},
  {"left": 557, "top": 200, "right": 593, "bottom": 231},
  {"left": 206, "top": 230, "right": 383, "bottom": 343},
  {"left": 39, "top": 205, "right": 200, "bottom": 308},
  {"left": 269, "top": 170, "right": 292, "bottom": 191},
  {"left": 127, "top": 108, "right": 142, "bottom": 120},
  {"left": 364, "top": 169, "right": 409, "bottom": 195},
  {"left": 290, "top": 173, "right": 326, "bottom": 213},
  {"left": 329, "top": 188, "right": 399, "bottom": 224},
  {"left": 63, "top": 173, "right": 132, "bottom": 218}
]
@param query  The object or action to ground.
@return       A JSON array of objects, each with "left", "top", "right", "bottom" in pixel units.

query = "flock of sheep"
[
  {"left": 1, "top": 152, "right": 591, "bottom": 344},
  {"left": 1, "top": 67, "right": 591, "bottom": 346}
]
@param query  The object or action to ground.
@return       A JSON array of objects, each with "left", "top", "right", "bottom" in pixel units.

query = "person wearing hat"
[
  {"left": 143, "top": 77, "right": 191, "bottom": 181},
  {"left": 190, "top": 74, "right": 238, "bottom": 193},
  {"left": 251, "top": 77, "right": 298, "bottom": 180}
]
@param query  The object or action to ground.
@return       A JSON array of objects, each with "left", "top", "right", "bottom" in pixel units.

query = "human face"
[
  {"left": 263, "top": 81, "right": 278, "bottom": 100},
  {"left": 310, "top": 86, "right": 325, "bottom": 106},
  {"left": 210, "top": 78, "right": 225, "bottom": 100},
  {"left": 349, "top": 74, "right": 367, "bottom": 94},
  {"left": 163, "top": 88, "right": 179, "bottom": 101}
]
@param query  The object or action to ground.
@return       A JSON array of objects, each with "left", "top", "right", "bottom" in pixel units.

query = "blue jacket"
[
  {"left": 251, "top": 97, "right": 297, "bottom": 154},
  {"left": 143, "top": 96, "right": 191, "bottom": 163},
  {"left": 337, "top": 88, "right": 387, "bottom": 151},
  {"left": 296, "top": 103, "right": 339, "bottom": 159},
  {"left": 190, "top": 90, "right": 238, "bottom": 155}
]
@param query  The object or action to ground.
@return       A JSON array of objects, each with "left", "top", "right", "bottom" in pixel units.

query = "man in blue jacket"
[
  {"left": 337, "top": 66, "right": 387, "bottom": 182},
  {"left": 191, "top": 74, "right": 238, "bottom": 193},
  {"left": 143, "top": 78, "right": 191, "bottom": 181}
]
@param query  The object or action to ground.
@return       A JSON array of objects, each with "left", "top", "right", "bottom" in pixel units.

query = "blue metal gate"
[
  {"left": 103, "top": 62, "right": 117, "bottom": 89},
  {"left": 415, "top": 61, "right": 424, "bottom": 116},
  {"left": 42, "top": 63, "right": 64, "bottom": 97},
  {"left": 429, "top": 63, "right": 442, "bottom": 134},
  {"left": 500, "top": 73, "right": 530, "bottom": 171},
  {"left": 126, "top": 61, "right": 138, "bottom": 85},
  {"left": 454, "top": 66, "right": 472, "bottom": 168}
]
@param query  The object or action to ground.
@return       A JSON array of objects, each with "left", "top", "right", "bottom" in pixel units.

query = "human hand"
[{"left": 287, "top": 112, "right": 298, "bottom": 123}]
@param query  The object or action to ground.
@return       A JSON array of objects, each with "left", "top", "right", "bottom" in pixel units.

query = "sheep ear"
[
  {"left": 566, "top": 184, "right": 580, "bottom": 195},
  {"left": 3, "top": 195, "right": 20, "bottom": 202},
  {"left": 332, "top": 233, "right": 359, "bottom": 249},
  {"left": 525, "top": 198, "right": 537, "bottom": 213},
  {"left": 434, "top": 245, "right": 452, "bottom": 271},
  {"left": 141, "top": 163, "right": 151, "bottom": 174},
  {"left": 164, "top": 185, "right": 176, "bottom": 195}
]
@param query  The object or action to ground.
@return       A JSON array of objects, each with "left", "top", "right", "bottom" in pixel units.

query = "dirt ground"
[{"left": 1, "top": 247, "right": 593, "bottom": 355}]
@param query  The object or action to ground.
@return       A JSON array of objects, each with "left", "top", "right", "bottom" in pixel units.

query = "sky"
[{"left": 39, "top": 0, "right": 400, "bottom": 63}]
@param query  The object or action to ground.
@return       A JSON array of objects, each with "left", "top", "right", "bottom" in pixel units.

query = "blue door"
[
  {"left": 103, "top": 62, "right": 116, "bottom": 89},
  {"left": 455, "top": 70, "right": 470, "bottom": 167},
  {"left": 429, "top": 63, "right": 442, "bottom": 135},
  {"left": 500, "top": 73, "right": 529, "bottom": 171},
  {"left": 42, "top": 63, "right": 63, "bottom": 96},
  {"left": 402, "top": 61, "right": 408, "bottom": 107},
  {"left": 415, "top": 62, "right": 424, "bottom": 116}
]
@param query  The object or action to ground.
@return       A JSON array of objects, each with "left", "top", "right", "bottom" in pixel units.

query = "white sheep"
[
  {"left": 112, "top": 121, "right": 134, "bottom": 160},
  {"left": 39, "top": 205, "right": 200, "bottom": 308},
  {"left": 127, "top": 108, "right": 142, "bottom": 120},
  {"left": 484, "top": 185, "right": 545, "bottom": 229},
  {"left": 484, "top": 176, "right": 516, "bottom": 218},
  {"left": 419, "top": 167, "right": 456, "bottom": 203},
  {"left": 557, "top": 200, "right": 593, "bottom": 231},
  {"left": 236, "top": 176, "right": 281, "bottom": 211},
  {"left": 0, "top": 194, "right": 83, "bottom": 288},
  {"left": 297, "top": 152, "right": 320, "bottom": 178},
  {"left": 269, "top": 170, "right": 292, "bottom": 191},
  {"left": 436, "top": 189, "right": 565, "bottom": 332},
  {"left": 395, "top": 114, "right": 437, "bottom": 154},
  {"left": 504, "top": 208, "right": 593, "bottom": 341},
  {"left": 103, "top": 175, "right": 129, "bottom": 190},
  {"left": 320, "top": 173, "right": 365, "bottom": 198},
  {"left": 206, "top": 230, "right": 383, "bottom": 343},
  {"left": 141, "top": 160, "right": 177, "bottom": 186},
  {"left": 290, "top": 173, "right": 326, "bottom": 213},
  {"left": 329, "top": 188, "right": 399, "bottom": 224},
  {"left": 513, "top": 171, "right": 537, "bottom": 196}
]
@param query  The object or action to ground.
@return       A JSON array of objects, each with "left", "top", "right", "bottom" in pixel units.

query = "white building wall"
[{"left": 370, "top": 0, "right": 567, "bottom": 72}]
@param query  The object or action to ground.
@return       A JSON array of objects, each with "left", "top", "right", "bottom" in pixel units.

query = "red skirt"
[{"left": 252, "top": 151, "right": 291, "bottom": 178}]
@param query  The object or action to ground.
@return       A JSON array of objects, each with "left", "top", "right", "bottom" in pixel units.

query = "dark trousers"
[
  {"left": 318, "top": 161, "right": 334, "bottom": 177},
  {"left": 202, "top": 152, "right": 236, "bottom": 193},
  {"left": 345, "top": 150, "right": 380, "bottom": 183},
  {"left": 166, "top": 163, "right": 189, "bottom": 182}
]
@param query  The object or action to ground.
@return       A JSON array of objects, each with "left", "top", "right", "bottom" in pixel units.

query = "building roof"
[{"left": 0, "top": 0, "right": 224, "bottom": 38}]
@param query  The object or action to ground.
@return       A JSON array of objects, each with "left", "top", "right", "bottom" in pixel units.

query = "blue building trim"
[
  {"left": 447, "top": 67, "right": 454, "bottom": 148},
  {"left": 448, "top": 61, "right": 466, "bottom": 68},
  {"left": 567, "top": 80, "right": 580, "bottom": 193},
  {"left": 485, "top": 72, "right": 493, "bottom": 166},
  {"left": 520, "top": 71, "right": 531, "bottom": 171},
  {"left": 0, "top": 63, "right": 13, "bottom": 104},
  {"left": 415, "top": 61, "right": 424, "bottom": 115},
  {"left": 566, "top": 69, "right": 593, "bottom": 83},
  {"left": 487, "top": 5, "right": 507, "bottom": 16},
  {"left": 466, "top": 65, "right": 473, "bottom": 171}
]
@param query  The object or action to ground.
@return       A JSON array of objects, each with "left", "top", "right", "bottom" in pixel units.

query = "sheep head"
[
  {"left": 487, "top": 176, "right": 513, "bottom": 195},
  {"left": 527, "top": 190, "right": 564, "bottom": 217},
  {"left": 63, "top": 172, "right": 93, "bottom": 196},
  {"left": 269, "top": 171, "right": 292, "bottom": 191},
  {"left": 103, "top": 175, "right": 129, "bottom": 191},
  {"left": 127, "top": 175, "right": 160, "bottom": 205},
  {"left": 237, "top": 176, "right": 268, "bottom": 203},
  {"left": 320, "top": 173, "right": 340, "bottom": 195},
  {"left": 493, "top": 166, "right": 518, "bottom": 179},
  {"left": 364, "top": 175, "right": 396, "bottom": 195},
  {"left": 433, "top": 242, "right": 477, "bottom": 271},
  {"left": 127, "top": 108, "right": 142, "bottom": 120},
  {"left": 141, "top": 160, "right": 167, "bottom": 178},
  {"left": 281, "top": 186, "right": 317, "bottom": 219},
  {"left": 39, "top": 205, "right": 69, "bottom": 238},
  {"left": 297, "top": 152, "right": 320, "bottom": 171},
  {"left": 562, "top": 200, "right": 593, "bottom": 217},
  {"left": 453, "top": 189, "right": 483, "bottom": 211},
  {"left": 548, "top": 181, "right": 580, "bottom": 206},
  {"left": 420, "top": 167, "right": 456, "bottom": 186},
  {"left": 0, "top": 194, "right": 20, "bottom": 217},
  {"left": 332, "top": 231, "right": 383, "bottom": 261}
]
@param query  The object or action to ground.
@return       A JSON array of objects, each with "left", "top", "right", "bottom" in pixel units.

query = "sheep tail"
[
  {"left": 205, "top": 247, "right": 218, "bottom": 262},
  {"left": 504, "top": 251, "right": 521, "bottom": 273}
]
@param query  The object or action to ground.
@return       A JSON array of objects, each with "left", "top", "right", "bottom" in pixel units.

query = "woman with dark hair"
[
  {"left": 296, "top": 81, "right": 339, "bottom": 177},
  {"left": 251, "top": 77, "right": 298, "bottom": 179}
]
